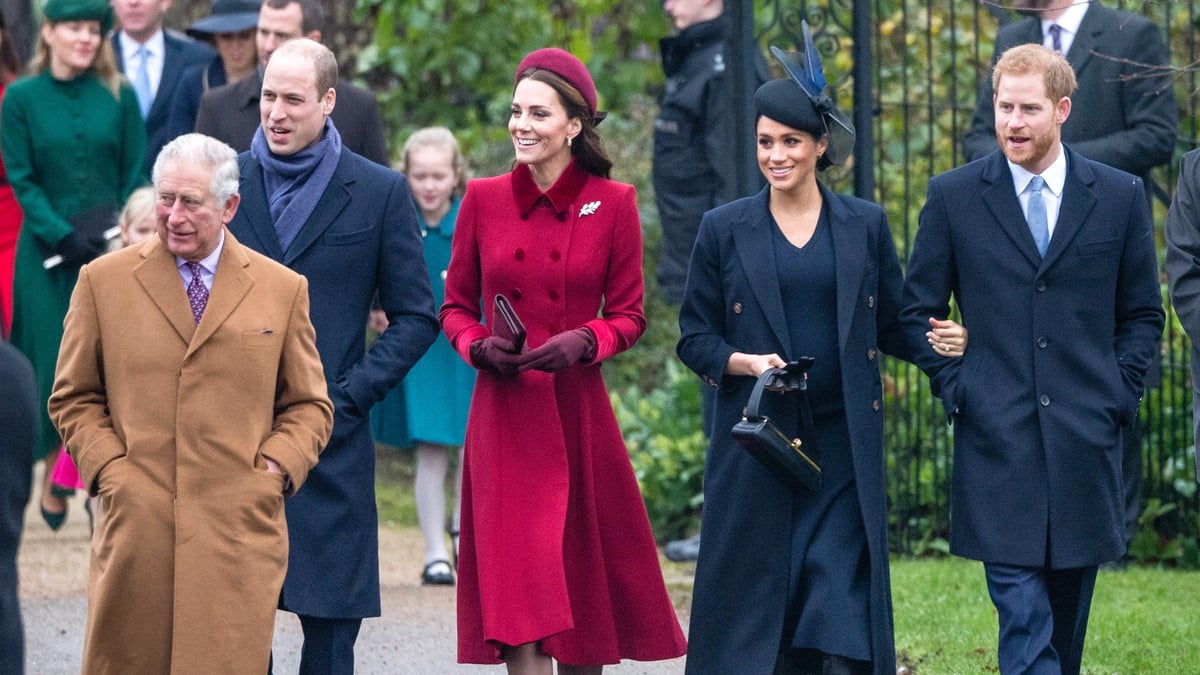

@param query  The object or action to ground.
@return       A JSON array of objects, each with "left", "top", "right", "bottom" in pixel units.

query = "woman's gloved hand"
[
  {"left": 519, "top": 328, "right": 596, "bottom": 373},
  {"left": 469, "top": 336, "right": 525, "bottom": 377}
]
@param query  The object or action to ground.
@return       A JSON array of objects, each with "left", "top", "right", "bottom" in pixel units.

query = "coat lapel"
[
  {"left": 133, "top": 238, "right": 197, "bottom": 345},
  {"left": 825, "top": 188, "right": 865, "bottom": 356},
  {"left": 980, "top": 152, "right": 1043, "bottom": 268},
  {"left": 1066, "top": 4, "right": 1102, "bottom": 74},
  {"left": 150, "top": 35, "right": 184, "bottom": 120},
  {"left": 1040, "top": 147, "right": 1098, "bottom": 270},
  {"left": 186, "top": 232, "right": 254, "bottom": 358},
  {"left": 281, "top": 151, "right": 354, "bottom": 265},
  {"left": 732, "top": 188, "right": 791, "bottom": 354},
  {"left": 237, "top": 156, "right": 285, "bottom": 261}
]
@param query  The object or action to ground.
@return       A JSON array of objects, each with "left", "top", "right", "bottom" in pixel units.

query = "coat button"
[
  {"left": 1037, "top": 336, "right": 1048, "bottom": 348},
  {"left": 550, "top": 250, "right": 561, "bottom": 261},
  {"left": 872, "top": 399, "right": 881, "bottom": 412},
  {"left": 733, "top": 302, "right": 743, "bottom": 314},
  {"left": 514, "top": 248, "right": 525, "bottom": 260},
  {"left": 1039, "top": 394, "right": 1050, "bottom": 407},
  {"left": 1036, "top": 279, "right": 1047, "bottom": 292},
  {"left": 868, "top": 295, "right": 875, "bottom": 308},
  {"left": 548, "top": 289, "right": 560, "bottom": 300},
  {"left": 867, "top": 348, "right": 877, "bottom": 360},
  {"left": 511, "top": 289, "right": 522, "bottom": 300}
]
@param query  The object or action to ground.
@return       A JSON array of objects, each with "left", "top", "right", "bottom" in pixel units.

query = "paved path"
[{"left": 18, "top": 476, "right": 690, "bottom": 674}]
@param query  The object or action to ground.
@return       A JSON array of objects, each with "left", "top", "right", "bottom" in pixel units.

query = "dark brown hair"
[{"left": 518, "top": 67, "right": 613, "bottom": 178}]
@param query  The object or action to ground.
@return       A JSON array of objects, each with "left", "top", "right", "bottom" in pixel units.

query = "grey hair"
[{"left": 152, "top": 133, "right": 240, "bottom": 204}]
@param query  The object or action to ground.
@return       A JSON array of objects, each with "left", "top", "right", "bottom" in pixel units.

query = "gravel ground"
[{"left": 17, "top": 466, "right": 689, "bottom": 674}]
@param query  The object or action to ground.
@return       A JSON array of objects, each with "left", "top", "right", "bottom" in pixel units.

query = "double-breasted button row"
[
  {"left": 867, "top": 348, "right": 877, "bottom": 361},
  {"left": 513, "top": 248, "right": 563, "bottom": 262},
  {"left": 1037, "top": 336, "right": 1048, "bottom": 349},
  {"left": 872, "top": 399, "right": 881, "bottom": 412},
  {"left": 1039, "top": 394, "right": 1050, "bottom": 407},
  {"left": 867, "top": 295, "right": 875, "bottom": 308},
  {"left": 733, "top": 302, "right": 743, "bottom": 314}
]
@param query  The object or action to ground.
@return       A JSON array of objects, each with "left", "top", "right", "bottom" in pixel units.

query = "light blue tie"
[
  {"left": 133, "top": 45, "right": 153, "bottom": 118},
  {"left": 1026, "top": 175, "right": 1049, "bottom": 257}
]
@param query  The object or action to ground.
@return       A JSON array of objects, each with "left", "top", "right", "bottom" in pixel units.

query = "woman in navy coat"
[{"left": 677, "top": 72, "right": 965, "bottom": 674}]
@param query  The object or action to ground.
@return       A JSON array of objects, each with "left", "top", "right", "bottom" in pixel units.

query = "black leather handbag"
[{"left": 731, "top": 359, "right": 822, "bottom": 491}]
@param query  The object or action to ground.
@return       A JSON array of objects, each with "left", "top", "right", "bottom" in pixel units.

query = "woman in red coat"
[{"left": 441, "top": 48, "right": 687, "bottom": 673}]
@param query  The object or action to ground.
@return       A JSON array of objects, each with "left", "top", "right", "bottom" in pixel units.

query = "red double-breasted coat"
[{"left": 442, "top": 161, "right": 687, "bottom": 665}]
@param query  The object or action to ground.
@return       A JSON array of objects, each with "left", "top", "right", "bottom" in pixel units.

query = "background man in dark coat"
[
  {"left": 1165, "top": 148, "right": 1200, "bottom": 485},
  {"left": 111, "top": 0, "right": 215, "bottom": 173},
  {"left": 195, "top": 0, "right": 388, "bottom": 165},
  {"left": 961, "top": 0, "right": 1177, "bottom": 564},
  {"left": 902, "top": 44, "right": 1163, "bottom": 675},
  {"left": 0, "top": 340, "right": 36, "bottom": 675},
  {"left": 228, "top": 38, "right": 437, "bottom": 674}
]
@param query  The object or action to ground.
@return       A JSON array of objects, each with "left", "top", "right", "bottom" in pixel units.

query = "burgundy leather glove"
[
  {"left": 469, "top": 336, "right": 525, "bottom": 377},
  {"left": 519, "top": 328, "right": 596, "bottom": 373}
]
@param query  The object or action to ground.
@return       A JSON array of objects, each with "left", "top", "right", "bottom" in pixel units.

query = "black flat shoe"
[{"left": 421, "top": 559, "right": 454, "bottom": 586}]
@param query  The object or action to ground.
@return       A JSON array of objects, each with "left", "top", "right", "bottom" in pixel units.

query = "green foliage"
[
  {"left": 352, "top": 0, "right": 664, "bottom": 160},
  {"left": 610, "top": 359, "right": 706, "bottom": 542}
]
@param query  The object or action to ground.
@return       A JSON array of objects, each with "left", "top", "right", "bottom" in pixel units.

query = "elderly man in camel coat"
[{"left": 49, "top": 133, "right": 332, "bottom": 674}]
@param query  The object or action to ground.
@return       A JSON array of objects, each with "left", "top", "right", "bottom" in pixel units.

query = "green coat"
[{"left": 1, "top": 71, "right": 146, "bottom": 458}]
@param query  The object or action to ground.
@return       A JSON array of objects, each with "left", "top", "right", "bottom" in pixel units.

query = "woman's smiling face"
[{"left": 509, "top": 77, "right": 581, "bottom": 173}]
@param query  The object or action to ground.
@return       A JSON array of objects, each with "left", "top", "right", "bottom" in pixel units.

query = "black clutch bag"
[
  {"left": 492, "top": 293, "right": 527, "bottom": 352},
  {"left": 731, "top": 358, "right": 822, "bottom": 491}
]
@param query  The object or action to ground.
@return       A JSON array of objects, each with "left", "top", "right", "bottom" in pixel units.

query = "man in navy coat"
[
  {"left": 0, "top": 341, "right": 36, "bottom": 675},
  {"left": 111, "top": 0, "right": 216, "bottom": 174},
  {"left": 902, "top": 44, "right": 1163, "bottom": 675},
  {"left": 227, "top": 39, "right": 437, "bottom": 673}
]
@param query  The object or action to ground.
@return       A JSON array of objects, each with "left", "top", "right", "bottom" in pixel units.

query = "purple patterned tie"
[
  {"left": 1048, "top": 24, "right": 1063, "bottom": 53},
  {"left": 186, "top": 261, "right": 208, "bottom": 324}
]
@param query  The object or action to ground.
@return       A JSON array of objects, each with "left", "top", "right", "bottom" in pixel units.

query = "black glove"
[
  {"left": 470, "top": 336, "right": 525, "bottom": 377},
  {"left": 519, "top": 328, "right": 596, "bottom": 373},
  {"left": 55, "top": 231, "right": 105, "bottom": 266}
]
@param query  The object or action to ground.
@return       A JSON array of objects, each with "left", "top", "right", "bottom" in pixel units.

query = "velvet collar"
[{"left": 511, "top": 160, "right": 590, "bottom": 220}]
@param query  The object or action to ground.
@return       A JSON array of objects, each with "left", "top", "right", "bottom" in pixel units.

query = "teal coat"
[
  {"left": 1, "top": 71, "right": 146, "bottom": 458},
  {"left": 371, "top": 197, "right": 476, "bottom": 447}
]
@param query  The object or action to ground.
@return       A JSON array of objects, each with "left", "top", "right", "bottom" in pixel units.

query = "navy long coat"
[
  {"left": 229, "top": 147, "right": 439, "bottom": 618},
  {"left": 678, "top": 185, "right": 909, "bottom": 675},
  {"left": 900, "top": 147, "right": 1164, "bottom": 569}
]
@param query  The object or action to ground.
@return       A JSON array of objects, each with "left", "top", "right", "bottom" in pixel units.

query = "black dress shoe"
[{"left": 421, "top": 560, "right": 454, "bottom": 586}]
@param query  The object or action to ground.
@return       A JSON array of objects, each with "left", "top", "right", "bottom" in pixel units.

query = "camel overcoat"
[{"left": 49, "top": 231, "right": 332, "bottom": 674}]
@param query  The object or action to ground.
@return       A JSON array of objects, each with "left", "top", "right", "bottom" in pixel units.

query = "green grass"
[
  {"left": 375, "top": 444, "right": 418, "bottom": 527},
  {"left": 892, "top": 556, "right": 1200, "bottom": 674}
]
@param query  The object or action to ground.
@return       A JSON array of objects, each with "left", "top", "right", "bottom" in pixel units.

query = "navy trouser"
[{"left": 983, "top": 563, "right": 1098, "bottom": 675}]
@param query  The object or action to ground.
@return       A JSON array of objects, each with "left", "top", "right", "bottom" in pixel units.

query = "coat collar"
[
  {"left": 731, "top": 183, "right": 866, "bottom": 356},
  {"left": 238, "top": 149, "right": 355, "bottom": 265},
  {"left": 979, "top": 145, "right": 1097, "bottom": 270},
  {"left": 511, "top": 161, "right": 590, "bottom": 220},
  {"left": 133, "top": 229, "right": 255, "bottom": 356}
]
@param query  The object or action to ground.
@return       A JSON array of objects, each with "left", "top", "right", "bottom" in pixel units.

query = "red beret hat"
[{"left": 515, "top": 48, "right": 598, "bottom": 122}]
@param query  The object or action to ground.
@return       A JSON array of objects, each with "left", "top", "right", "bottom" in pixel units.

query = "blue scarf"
[{"left": 250, "top": 118, "right": 343, "bottom": 252}]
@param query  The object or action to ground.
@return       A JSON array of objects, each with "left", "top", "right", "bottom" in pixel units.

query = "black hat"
[
  {"left": 187, "top": 0, "right": 259, "bottom": 38},
  {"left": 755, "top": 78, "right": 824, "bottom": 137},
  {"left": 762, "top": 21, "right": 856, "bottom": 167}
]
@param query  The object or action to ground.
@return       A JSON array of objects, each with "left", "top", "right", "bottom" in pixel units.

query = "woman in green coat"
[{"left": 1, "top": 0, "right": 145, "bottom": 528}]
